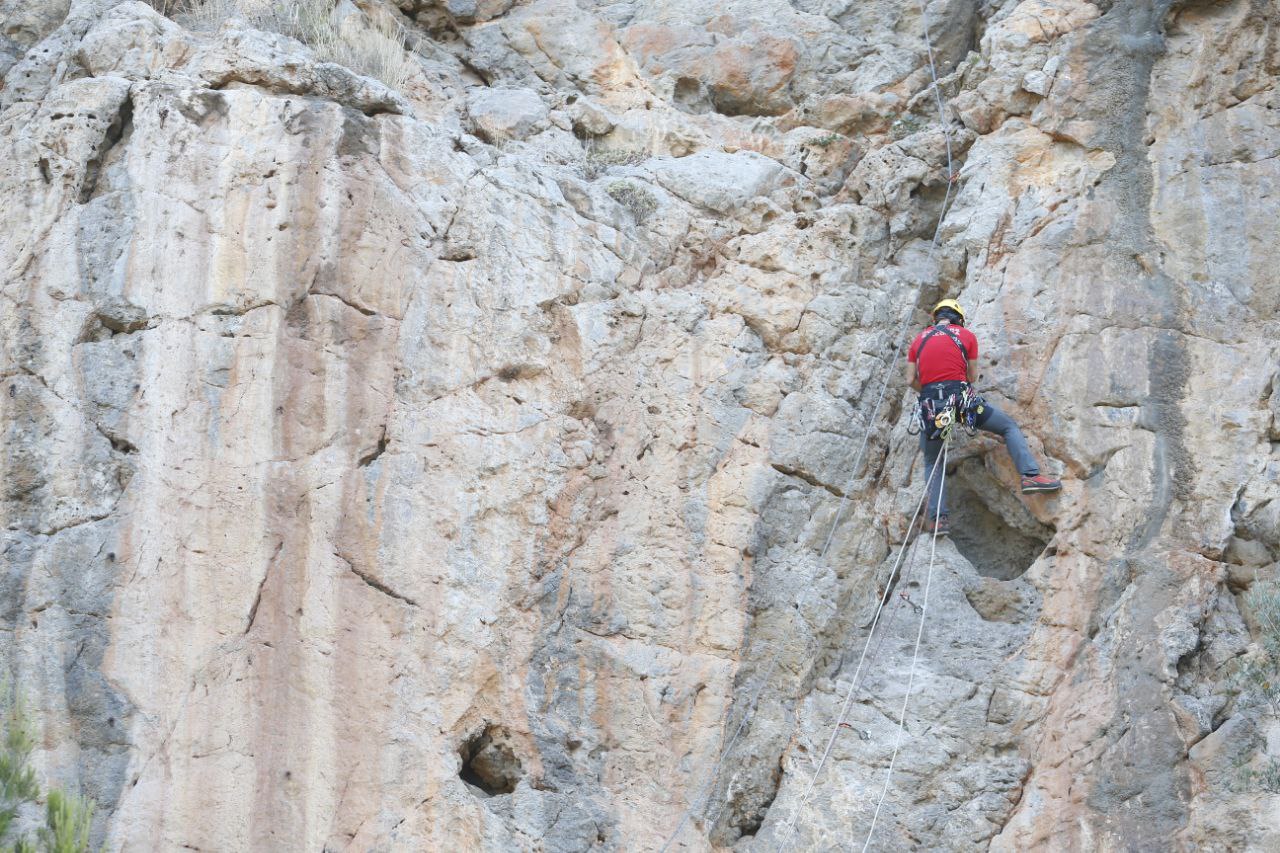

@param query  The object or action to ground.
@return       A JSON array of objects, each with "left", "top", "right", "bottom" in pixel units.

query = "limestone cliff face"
[{"left": 1, "top": 0, "right": 1278, "bottom": 850}]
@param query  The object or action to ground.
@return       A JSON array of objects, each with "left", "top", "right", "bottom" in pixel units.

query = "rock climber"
[{"left": 907, "top": 299, "right": 1060, "bottom": 535}]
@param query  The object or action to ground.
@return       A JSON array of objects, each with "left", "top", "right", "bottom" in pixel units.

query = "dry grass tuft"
[
  {"left": 148, "top": 0, "right": 414, "bottom": 90},
  {"left": 606, "top": 180, "right": 658, "bottom": 222}
]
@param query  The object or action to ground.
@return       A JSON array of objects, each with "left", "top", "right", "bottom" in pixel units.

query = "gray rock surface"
[
  {"left": 465, "top": 86, "right": 548, "bottom": 141},
  {"left": 2, "top": 0, "right": 1278, "bottom": 850}
]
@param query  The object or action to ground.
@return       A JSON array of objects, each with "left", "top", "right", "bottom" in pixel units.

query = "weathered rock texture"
[{"left": 2, "top": 0, "right": 1279, "bottom": 850}]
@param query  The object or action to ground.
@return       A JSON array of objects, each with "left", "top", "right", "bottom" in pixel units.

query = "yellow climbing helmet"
[{"left": 931, "top": 298, "right": 966, "bottom": 324}]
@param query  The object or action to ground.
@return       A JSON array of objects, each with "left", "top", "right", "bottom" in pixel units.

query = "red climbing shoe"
[
  {"left": 1021, "top": 474, "right": 1062, "bottom": 494},
  {"left": 922, "top": 513, "right": 950, "bottom": 536}
]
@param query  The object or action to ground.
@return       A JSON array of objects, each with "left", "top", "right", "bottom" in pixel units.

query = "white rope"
[
  {"left": 773, "top": 457, "right": 941, "bottom": 848},
  {"left": 661, "top": 0, "right": 960, "bottom": 844},
  {"left": 819, "top": 0, "right": 958, "bottom": 556},
  {"left": 918, "top": 0, "right": 955, "bottom": 214},
  {"left": 658, "top": 321, "right": 935, "bottom": 850},
  {"left": 769, "top": 0, "right": 961, "bottom": 845},
  {"left": 861, "top": 438, "right": 950, "bottom": 851}
]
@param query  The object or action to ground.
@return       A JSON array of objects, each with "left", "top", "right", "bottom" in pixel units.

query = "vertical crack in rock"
[
  {"left": 244, "top": 541, "right": 283, "bottom": 634},
  {"left": 79, "top": 92, "right": 133, "bottom": 205}
]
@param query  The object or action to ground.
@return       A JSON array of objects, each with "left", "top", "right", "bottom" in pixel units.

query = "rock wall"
[{"left": 1, "top": 0, "right": 1278, "bottom": 850}]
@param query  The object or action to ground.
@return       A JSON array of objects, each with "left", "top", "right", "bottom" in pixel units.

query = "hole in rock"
[
  {"left": 673, "top": 76, "right": 708, "bottom": 113},
  {"left": 946, "top": 459, "right": 1053, "bottom": 581},
  {"left": 459, "top": 725, "right": 523, "bottom": 796}
]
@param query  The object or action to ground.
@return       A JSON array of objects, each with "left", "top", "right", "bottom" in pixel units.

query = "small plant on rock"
[
  {"left": 0, "top": 686, "right": 95, "bottom": 853},
  {"left": 1228, "top": 580, "right": 1280, "bottom": 792},
  {"left": 1234, "top": 754, "right": 1280, "bottom": 794},
  {"left": 1235, "top": 580, "right": 1280, "bottom": 709},
  {"left": 584, "top": 145, "right": 647, "bottom": 180},
  {"left": 808, "top": 133, "right": 842, "bottom": 148},
  {"left": 606, "top": 181, "right": 657, "bottom": 222}
]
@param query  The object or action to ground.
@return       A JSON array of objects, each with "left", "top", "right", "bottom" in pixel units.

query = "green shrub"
[
  {"left": 0, "top": 696, "right": 39, "bottom": 842},
  {"left": 1234, "top": 756, "right": 1280, "bottom": 794},
  {"left": 38, "top": 791, "right": 94, "bottom": 853},
  {"left": 1248, "top": 580, "right": 1280, "bottom": 653},
  {"left": 0, "top": 688, "right": 95, "bottom": 853},
  {"left": 1234, "top": 581, "right": 1280, "bottom": 710},
  {"left": 808, "top": 133, "right": 842, "bottom": 148}
]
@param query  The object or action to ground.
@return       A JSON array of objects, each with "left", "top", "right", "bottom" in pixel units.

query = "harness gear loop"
[{"left": 917, "top": 384, "right": 988, "bottom": 443}]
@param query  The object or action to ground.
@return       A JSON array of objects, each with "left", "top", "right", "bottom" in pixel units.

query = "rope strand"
[
  {"left": 660, "top": 0, "right": 959, "bottom": 844},
  {"left": 770, "top": 0, "right": 960, "bottom": 845},
  {"left": 861, "top": 438, "right": 950, "bottom": 851},
  {"left": 773, "top": 458, "right": 941, "bottom": 848}
]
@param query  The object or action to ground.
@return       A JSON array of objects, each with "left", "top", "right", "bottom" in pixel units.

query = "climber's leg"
[
  {"left": 919, "top": 429, "right": 947, "bottom": 518},
  {"left": 978, "top": 404, "right": 1061, "bottom": 493}
]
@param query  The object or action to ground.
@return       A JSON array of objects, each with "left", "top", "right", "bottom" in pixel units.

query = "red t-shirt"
[{"left": 908, "top": 323, "right": 978, "bottom": 385}]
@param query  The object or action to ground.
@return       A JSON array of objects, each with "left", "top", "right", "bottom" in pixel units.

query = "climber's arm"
[
  {"left": 908, "top": 361, "right": 921, "bottom": 391},
  {"left": 966, "top": 361, "right": 977, "bottom": 385}
]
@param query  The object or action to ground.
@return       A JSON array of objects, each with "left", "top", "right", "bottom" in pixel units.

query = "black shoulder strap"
[{"left": 917, "top": 323, "right": 968, "bottom": 364}]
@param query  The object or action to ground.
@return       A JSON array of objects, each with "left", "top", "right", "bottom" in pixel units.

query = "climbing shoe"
[
  {"left": 922, "top": 513, "right": 950, "bottom": 536},
  {"left": 1021, "top": 474, "right": 1062, "bottom": 494}
]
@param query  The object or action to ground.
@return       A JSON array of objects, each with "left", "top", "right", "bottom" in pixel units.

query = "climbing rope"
[
  {"left": 817, "top": 0, "right": 959, "bottom": 556},
  {"left": 658, "top": 348, "right": 936, "bottom": 851},
  {"left": 659, "top": 0, "right": 960, "bottom": 845},
  {"left": 769, "top": 0, "right": 961, "bottom": 844},
  {"left": 659, "top": 331, "right": 939, "bottom": 851},
  {"left": 772, "top": 457, "right": 941, "bottom": 848},
  {"left": 860, "top": 439, "right": 951, "bottom": 851}
]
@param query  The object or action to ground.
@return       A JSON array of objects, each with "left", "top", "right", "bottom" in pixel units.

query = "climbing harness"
[
  {"left": 659, "top": 0, "right": 961, "bottom": 845},
  {"left": 909, "top": 384, "right": 987, "bottom": 441}
]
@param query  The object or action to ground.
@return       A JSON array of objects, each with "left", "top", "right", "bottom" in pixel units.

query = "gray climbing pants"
[{"left": 920, "top": 403, "right": 1039, "bottom": 516}]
